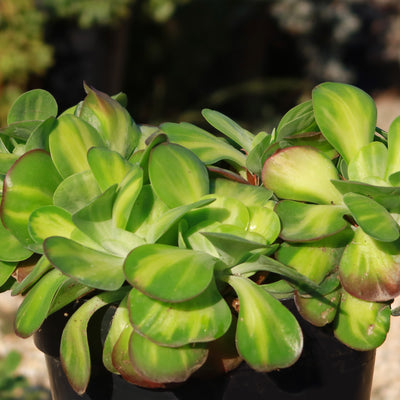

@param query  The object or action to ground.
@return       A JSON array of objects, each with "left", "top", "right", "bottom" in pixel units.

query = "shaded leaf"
[
  {"left": 386, "top": 115, "right": 400, "bottom": 179},
  {"left": 25, "top": 117, "right": 57, "bottom": 151},
  {"left": 0, "top": 219, "right": 32, "bottom": 262}
]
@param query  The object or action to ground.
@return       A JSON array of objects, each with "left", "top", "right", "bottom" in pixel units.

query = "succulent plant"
[{"left": 0, "top": 81, "right": 396, "bottom": 395}]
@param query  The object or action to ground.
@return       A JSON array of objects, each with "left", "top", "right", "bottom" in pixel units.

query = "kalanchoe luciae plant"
[{"left": 0, "top": 84, "right": 324, "bottom": 395}]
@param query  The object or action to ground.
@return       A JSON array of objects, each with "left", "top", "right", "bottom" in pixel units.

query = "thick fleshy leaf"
[
  {"left": 276, "top": 100, "right": 318, "bottom": 141},
  {"left": 149, "top": 143, "right": 209, "bottom": 208},
  {"left": 72, "top": 186, "right": 145, "bottom": 256},
  {"left": 79, "top": 85, "right": 140, "bottom": 158},
  {"left": 275, "top": 201, "right": 348, "bottom": 242},
  {"left": 227, "top": 275, "right": 303, "bottom": 371},
  {"left": 87, "top": 147, "right": 132, "bottom": 191},
  {"left": 294, "top": 288, "right": 341, "bottom": 327},
  {"left": 60, "top": 288, "right": 129, "bottom": 394},
  {"left": 44, "top": 237, "right": 125, "bottom": 290},
  {"left": 247, "top": 206, "right": 280, "bottom": 243},
  {"left": 0, "top": 220, "right": 32, "bottom": 261},
  {"left": 246, "top": 131, "right": 272, "bottom": 175},
  {"left": 112, "top": 327, "right": 165, "bottom": 388},
  {"left": 312, "top": 82, "right": 376, "bottom": 164},
  {"left": 0, "top": 121, "right": 41, "bottom": 141},
  {"left": 334, "top": 290, "right": 391, "bottom": 350},
  {"left": 339, "top": 227, "right": 400, "bottom": 301},
  {"left": 0, "top": 261, "right": 17, "bottom": 287},
  {"left": 0, "top": 153, "right": 18, "bottom": 175},
  {"left": 53, "top": 170, "right": 101, "bottom": 213},
  {"left": 128, "top": 280, "right": 231, "bottom": 347},
  {"left": 11, "top": 255, "right": 52, "bottom": 295},
  {"left": 347, "top": 142, "right": 387, "bottom": 183},
  {"left": 28, "top": 205, "right": 100, "bottom": 250},
  {"left": 1, "top": 150, "right": 62, "bottom": 249},
  {"left": 386, "top": 115, "right": 400, "bottom": 179},
  {"left": 146, "top": 198, "right": 215, "bottom": 244},
  {"left": 129, "top": 331, "right": 208, "bottom": 383},
  {"left": 124, "top": 244, "right": 216, "bottom": 302},
  {"left": 276, "top": 242, "right": 343, "bottom": 284},
  {"left": 161, "top": 122, "right": 246, "bottom": 166},
  {"left": 103, "top": 295, "right": 130, "bottom": 374},
  {"left": 201, "top": 109, "right": 254, "bottom": 153},
  {"left": 15, "top": 269, "right": 68, "bottom": 337},
  {"left": 211, "top": 178, "right": 272, "bottom": 207},
  {"left": 7, "top": 89, "right": 58, "bottom": 125},
  {"left": 262, "top": 146, "right": 343, "bottom": 205},
  {"left": 113, "top": 166, "right": 143, "bottom": 229},
  {"left": 49, "top": 115, "right": 105, "bottom": 178},
  {"left": 343, "top": 192, "right": 399, "bottom": 242},
  {"left": 25, "top": 117, "right": 57, "bottom": 151}
]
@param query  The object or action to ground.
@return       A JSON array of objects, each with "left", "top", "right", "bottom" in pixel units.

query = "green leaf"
[
  {"left": 149, "top": 143, "right": 209, "bottom": 208},
  {"left": 343, "top": 193, "right": 399, "bottom": 242},
  {"left": 312, "top": 82, "right": 376, "bottom": 164},
  {"left": 276, "top": 100, "right": 318, "bottom": 141},
  {"left": 386, "top": 115, "right": 400, "bottom": 179},
  {"left": 202, "top": 109, "right": 254, "bottom": 153},
  {"left": 79, "top": 86, "right": 140, "bottom": 158},
  {"left": 161, "top": 122, "right": 246, "bottom": 167},
  {"left": 0, "top": 121, "right": 42, "bottom": 141},
  {"left": 53, "top": 170, "right": 101, "bottom": 214},
  {"left": 11, "top": 255, "right": 52, "bottom": 295},
  {"left": 227, "top": 275, "right": 303, "bottom": 371},
  {"left": 87, "top": 147, "right": 132, "bottom": 192},
  {"left": 295, "top": 288, "right": 340, "bottom": 327},
  {"left": 103, "top": 295, "right": 130, "bottom": 374},
  {"left": 0, "top": 261, "right": 17, "bottom": 287},
  {"left": 1, "top": 150, "right": 62, "bottom": 249},
  {"left": 124, "top": 244, "right": 216, "bottom": 302},
  {"left": 72, "top": 186, "right": 145, "bottom": 256},
  {"left": 339, "top": 227, "right": 400, "bottom": 301},
  {"left": 0, "top": 219, "right": 32, "bottom": 261},
  {"left": 49, "top": 115, "right": 105, "bottom": 178},
  {"left": 334, "top": 290, "right": 390, "bottom": 350},
  {"left": 275, "top": 201, "right": 348, "bottom": 242},
  {"left": 25, "top": 117, "right": 57, "bottom": 151},
  {"left": 44, "top": 237, "right": 125, "bottom": 291},
  {"left": 347, "top": 142, "right": 388, "bottom": 183},
  {"left": 247, "top": 206, "right": 281, "bottom": 244},
  {"left": 246, "top": 131, "right": 272, "bottom": 175},
  {"left": 60, "top": 288, "right": 129, "bottom": 395},
  {"left": 128, "top": 280, "right": 231, "bottom": 347},
  {"left": 7, "top": 89, "right": 58, "bottom": 125},
  {"left": 0, "top": 153, "right": 18, "bottom": 175},
  {"left": 129, "top": 331, "right": 208, "bottom": 383},
  {"left": 113, "top": 166, "right": 143, "bottom": 229},
  {"left": 15, "top": 269, "right": 68, "bottom": 337},
  {"left": 211, "top": 178, "right": 272, "bottom": 207},
  {"left": 262, "top": 146, "right": 343, "bottom": 205}
]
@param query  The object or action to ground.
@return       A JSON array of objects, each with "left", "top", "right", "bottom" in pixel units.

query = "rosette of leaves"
[
  {"left": 262, "top": 82, "right": 400, "bottom": 351},
  {"left": 0, "top": 86, "right": 319, "bottom": 395}
]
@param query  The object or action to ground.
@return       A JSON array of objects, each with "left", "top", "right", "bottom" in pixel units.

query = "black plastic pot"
[{"left": 34, "top": 299, "right": 375, "bottom": 400}]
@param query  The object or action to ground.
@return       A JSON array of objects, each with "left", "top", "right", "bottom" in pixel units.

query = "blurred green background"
[{"left": 2, "top": 0, "right": 400, "bottom": 131}]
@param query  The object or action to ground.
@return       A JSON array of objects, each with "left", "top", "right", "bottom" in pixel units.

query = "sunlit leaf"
[
  {"left": 129, "top": 331, "right": 208, "bottom": 383},
  {"left": 343, "top": 192, "right": 399, "bottom": 242},
  {"left": 0, "top": 220, "right": 32, "bottom": 261},
  {"left": 202, "top": 109, "right": 254, "bottom": 152},
  {"left": 15, "top": 269, "right": 68, "bottom": 338},
  {"left": 49, "top": 115, "right": 105, "bottom": 178},
  {"left": 0, "top": 261, "right": 17, "bottom": 287},
  {"left": 87, "top": 147, "right": 132, "bottom": 191},
  {"left": 227, "top": 275, "right": 303, "bottom": 371},
  {"left": 262, "top": 146, "right": 343, "bottom": 205},
  {"left": 124, "top": 244, "right": 216, "bottom": 302},
  {"left": 60, "top": 288, "right": 129, "bottom": 394},
  {"left": 247, "top": 206, "right": 280, "bottom": 244},
  {"left": 275, "top": 201, "right": 348, "bottom": 242},
  {"left": 339, "top": 227, "right": 400, "bottom": 301},
  {"left": 25, "top": 117, "right": 57, "bottom": 151},
  {"left": 276, "top": 100, "right": 318, "bottom": 141},
  {"left": 334, "top": 289, "right": 390, "bottom": 350},
  {"left": 128, "top": 280, "right": 231, "bottom": 346},
  {"left": 44, "top": 237, "right": 125, "bottom": 291},
  {"left": 386, "top": 115, "right": 400, "bottom": 179},
  {"left": 7, "top": 89, "right": 58, "bottom": 125},
  {"left": 312, "top": 82, "right": 376, "bottom": 164},
  {"left": 161, "top": 122, "right": 246, "bottom": 166},
  {"left": 246, "top": 131, "right": 272, "bottom": 175},
  {"left": 149, "top": 143, "right": 209, "bottom": 208},
  {"left": 1, "top": 150, "right": 62, "bottom": 249}
]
